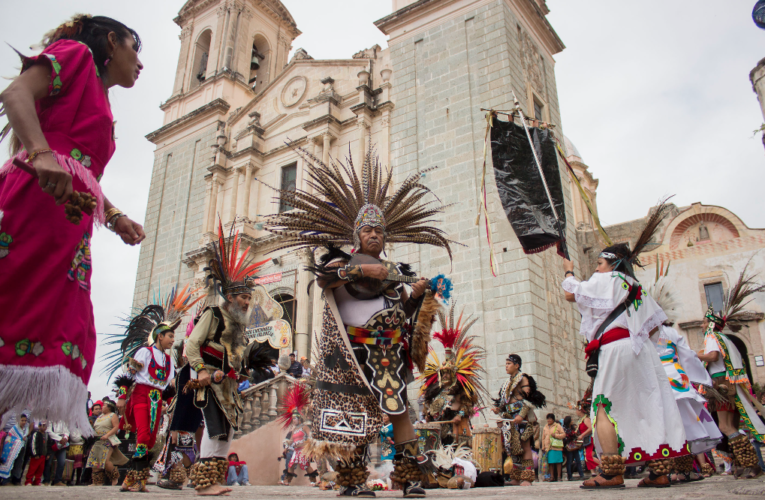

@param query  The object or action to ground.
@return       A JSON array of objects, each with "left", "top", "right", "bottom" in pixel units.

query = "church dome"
[{"left": 563, "top": 135, "right": 583, "bottom": 163}]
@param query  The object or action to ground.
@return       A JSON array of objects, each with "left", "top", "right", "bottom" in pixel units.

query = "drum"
[
  {"left": 414, "top": 423, "right": 442, "bottom": 455},
  {"left": 472, "top": 425, "right": 502, "bottom": 473}
]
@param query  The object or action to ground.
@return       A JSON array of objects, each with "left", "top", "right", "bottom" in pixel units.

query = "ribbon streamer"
[
  {"left": 554, "top": 141, "right": 613, "bottom": 246},
  {"left": 475, "top": 112, "right": 499, "bottom": 277}
]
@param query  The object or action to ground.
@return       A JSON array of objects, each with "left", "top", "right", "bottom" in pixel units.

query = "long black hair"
[
  {"left": 598, "top": 242, "right": 632, "bottom": 275},
  {"left": 42, "top": 14, "right": 142, "bottom": 78},
  {"left": 6, "top": 15, "right": 142, "bottom": 155}
]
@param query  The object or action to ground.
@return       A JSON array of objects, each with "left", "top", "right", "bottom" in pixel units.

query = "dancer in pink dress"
[{"left": 0, "top": 14, "right": 145, "bottom": 434}]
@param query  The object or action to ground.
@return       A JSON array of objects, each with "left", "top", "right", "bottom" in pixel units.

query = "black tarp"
[{"left": 490, "top": 117, "right": 567, "bottom": 255}]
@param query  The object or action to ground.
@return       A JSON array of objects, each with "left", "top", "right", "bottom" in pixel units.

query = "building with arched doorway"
[
  {"left": 132, "top": 0, "right": 599, "bottom": 417},
  {"left": 570, "top": 134, "right": 765, "bottom": 386}
]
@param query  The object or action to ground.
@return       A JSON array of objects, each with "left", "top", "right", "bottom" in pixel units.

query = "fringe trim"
[
  {"left": 302, "top": 437, "right": 358, "bottom": 463},
  {"left": 412, "top": 290, "right": 441, "bottom": 373},
  {"left": 0, "top": 150, "right": 105, "bottom": 226},
  {"left": 0, "top": 364, "right": 94, "bottom": 436},
  {"left": 521, "top": 241, "right": 557, "bottom": 255}
]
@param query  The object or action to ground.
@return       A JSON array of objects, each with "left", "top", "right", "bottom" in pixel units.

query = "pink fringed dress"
[{"left": 0, "top": 39, "right": 113, "bottom": 434}]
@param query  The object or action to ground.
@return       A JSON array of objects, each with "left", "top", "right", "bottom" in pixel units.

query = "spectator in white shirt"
[{"left": 44, "top": 421, "right": 70, "bottom": 486}]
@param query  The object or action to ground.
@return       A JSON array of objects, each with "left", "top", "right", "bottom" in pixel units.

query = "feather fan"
[
  {"left": 629, "top": 195, "right": 674, "bottom": 269},
  {"left": 722, "top": 257, "right": 765, "bottom": 323},
  {"left": 412, "top": 290, "right": 441, "bottom": 373},
  {"left": 205, "top": 217, "right": 269, "bottom": 298},
  {"left": 277, "top": 382, "right": 311, "bottom": 429}
]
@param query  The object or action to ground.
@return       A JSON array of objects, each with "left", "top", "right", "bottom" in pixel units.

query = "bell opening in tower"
[{"left": 250, "top": 42, "right": 265, "bottom": 88}]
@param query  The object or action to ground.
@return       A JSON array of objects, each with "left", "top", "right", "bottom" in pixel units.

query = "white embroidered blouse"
[{"left": 562, "top": 272, "right": 667, "bottom": 354}]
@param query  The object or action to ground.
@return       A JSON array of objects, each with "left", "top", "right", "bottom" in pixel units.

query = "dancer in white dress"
[{"left": 562, "top": 200, "right": 689, "bottom": 489}]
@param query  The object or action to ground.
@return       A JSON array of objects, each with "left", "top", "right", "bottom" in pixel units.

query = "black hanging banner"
[{"left": 490, "top": 117, "right": 567, "bottom": 256}]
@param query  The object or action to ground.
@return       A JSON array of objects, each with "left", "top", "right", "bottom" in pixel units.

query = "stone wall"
[
  {"left": 132, "top": 122, "right": 219, "bottom": 308},
  {"left": 387, "top": 0, "right": 588, "bottom": 416}
]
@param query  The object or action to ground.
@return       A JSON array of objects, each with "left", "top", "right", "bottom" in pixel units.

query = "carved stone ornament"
[
  {"left": 352, "top": 44, "right": 381, "bottom": 59},
  {"left": 518, "top": 30, "right": 545, "bottom": 97},
  {"left": 291, "top": 48, "right": 313, "bottom": 62},
  {"left": 281, "top": 76, "right": 307, "bottom": 108}
]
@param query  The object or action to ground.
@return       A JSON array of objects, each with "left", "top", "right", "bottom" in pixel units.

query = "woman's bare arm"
[{"left": 0, "top": 64, "right": 74, "bottom": 204}]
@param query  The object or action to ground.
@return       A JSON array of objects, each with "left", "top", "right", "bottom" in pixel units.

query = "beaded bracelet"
[{"left": 27, "top": 149, "right": 54, "bottom": 162}]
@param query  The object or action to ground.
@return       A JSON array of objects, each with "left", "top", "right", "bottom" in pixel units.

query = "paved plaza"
[{"left": 1, "top": 476, "right": 765, "bottom": 500}]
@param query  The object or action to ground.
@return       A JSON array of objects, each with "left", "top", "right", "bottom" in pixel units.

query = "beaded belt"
[{"left": 346, "top": 325, "right": 402, "bottom": 346}]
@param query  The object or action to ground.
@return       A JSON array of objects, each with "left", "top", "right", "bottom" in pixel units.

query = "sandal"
[
  {"left": 157, "top": 479, "right": 182, "bottom": 490},
  {"left": 637, "top": 475, "right": 670, "bottom": 488},
  {"left": 580, "top": 474, "right": 625, "bottom": 489}
]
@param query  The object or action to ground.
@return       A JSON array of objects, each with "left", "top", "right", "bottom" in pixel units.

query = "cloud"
[{"left": 547, "top": 0, "right": 765, "bottom": 227}]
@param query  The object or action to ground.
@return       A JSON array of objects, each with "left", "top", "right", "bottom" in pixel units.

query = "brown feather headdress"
[
  {"left": 261, "top": 142, "right": 456, "bottom": 258},
  {"left": 599, "top": 196, "right": 674, "bottom": 279},
  {"left": 706, "top": 257, "right": 765, "bottom": 329}
]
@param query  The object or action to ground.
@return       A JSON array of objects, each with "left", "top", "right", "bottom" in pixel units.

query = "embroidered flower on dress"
[
  {"left": 44, "top": 54, "right": 63, "bottom": 95},
  {"left": 67, "top": 232, "right": 92, "bottom": 290},
  {"left": 70, "top": 149, "right": 91, "bottom": 168},
  {"left": 0, "top": 210, "right": 10, "bottom": 259},
  {"left": 15, "top": 339, "right": 44, "bottom": 357}
]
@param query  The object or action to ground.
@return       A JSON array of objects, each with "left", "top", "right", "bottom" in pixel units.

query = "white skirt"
[
  {"left": 658, "top": 347, "right": 722, "bottom": 454},
  {"left": 591, "top": 337, "right": 688, "bottom": 464},
  {"left": 677, "top": 399, "right": 721, "bottom": 454}
]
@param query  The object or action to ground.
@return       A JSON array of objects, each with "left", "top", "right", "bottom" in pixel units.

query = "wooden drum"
[
  {"left": 414, "top": 422, "right": 442, "bottom": 455},
  {"left": 472, "top": 425, "right": 502, "bottom": 472}
]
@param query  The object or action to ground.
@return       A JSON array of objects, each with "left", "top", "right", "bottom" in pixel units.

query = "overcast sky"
[{"left": 1, "top": 1, "right": 762, "bottom": 401}]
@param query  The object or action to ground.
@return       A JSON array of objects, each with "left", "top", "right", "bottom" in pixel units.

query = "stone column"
[
  {"left": 208, "top": 173, "right": 223, "bottom": 230},
  {"left": 229, "top": 166, "right": 240, "bottom": 221},
  {"left": 294, "top": 248, "right": 312, "bottom": 359},
  {"left": 202, "top": 176, "right": 214, "bottom": 233},
  {"left": 173, "top": 26, "right": 192, "bottom": 96},
  {"left": 242, "top": 163, "right": 253, "bottom": 219},
  {"left": 357, "top": 117, "right": 367, "bottom": 166},
  {"left": 322, "top": 133, "right": 331, "bottom": 166},
  {"left": 380, "top": 111, "right": 391, "bottom": 168}
]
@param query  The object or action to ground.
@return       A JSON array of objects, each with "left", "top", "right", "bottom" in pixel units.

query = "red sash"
[{"left": 584, "top": 328, "right": 630, "bottom": 358}]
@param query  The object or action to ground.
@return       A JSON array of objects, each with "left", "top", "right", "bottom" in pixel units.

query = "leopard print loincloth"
[{"left": 309, "top": 297, "right": 383, "bottom": 456}]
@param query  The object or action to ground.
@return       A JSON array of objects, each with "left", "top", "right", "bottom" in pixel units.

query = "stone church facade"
[{"left": 134, "top": 0, "right": 593, "bottom": 416}]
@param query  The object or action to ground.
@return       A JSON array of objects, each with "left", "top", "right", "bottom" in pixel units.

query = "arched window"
[
  {"left": 190, "top": 29, "right": 212, "bottom": 91},
  {"left": 250, "top": 34, "right": 271, "bottom": 91}
]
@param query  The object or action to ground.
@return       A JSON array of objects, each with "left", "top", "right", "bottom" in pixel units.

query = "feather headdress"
[
  {"left": 205, "top": 217, "right": 269, "bottom": 298},
  {"left": 261, "top": 142, "right": 456, "bottom": 259},
  {"left": 599, "top": 196, "right": 674, "bottom": 279},
  {"left": 568, "top": 382, "right": 593, "bottom": 414},
  {"left": 277, "top": 382, "right": 311, "bottom": 429},
  {"left": 419, "top": 303, "right": 487, "bottom": 406},
  {"left": 101, "top": 284, "right": 201, "bottom": 378},
  {"left": 648, "top": 258, "right": 678, "bottom": 325},
  {"left": 706, "top": 258, "right": 765, "bottom": 329}
]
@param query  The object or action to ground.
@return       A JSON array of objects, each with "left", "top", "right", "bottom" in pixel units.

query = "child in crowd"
[
  {"left": 25, "top": 421, "right": 47, "bottom": 485},
  {"left": 227, "top": 453, "right": 250, "bottom": 486}
]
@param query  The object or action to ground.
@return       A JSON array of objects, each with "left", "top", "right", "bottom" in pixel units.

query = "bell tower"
[
  {"left": 133, "top": 0, "right": 299, "bottom": 309},
  {"left": 160, "top": 0, "right": 300, "bottom": 125}
]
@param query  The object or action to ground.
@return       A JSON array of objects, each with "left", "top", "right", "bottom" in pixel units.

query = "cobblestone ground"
[{"left": 1, "top": 476, "right": 765, "bottom": 500}]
